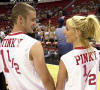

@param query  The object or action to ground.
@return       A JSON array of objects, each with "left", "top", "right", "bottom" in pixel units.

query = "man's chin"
[{"left": 28, "top": 30, "right": 33, "bottom": 34}]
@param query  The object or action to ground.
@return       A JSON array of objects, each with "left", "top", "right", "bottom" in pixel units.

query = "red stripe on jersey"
[
  {"left": 94, "top": 44, "right": 100, "bottom": 47},
  {"left": 74, "top": 47, "right": 88, "bottom": 49},
  {"left": 8, "top": 32, "right": 26, "bottom": 36}
]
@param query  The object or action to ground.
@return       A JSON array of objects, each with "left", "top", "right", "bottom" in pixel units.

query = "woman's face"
[{"left": 64, "top": 23, "right": 77, "bottom": 44}]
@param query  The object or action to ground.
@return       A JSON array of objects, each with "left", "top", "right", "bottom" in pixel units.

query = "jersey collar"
[
  {"left": 74, "top": 47, "right": 88, "bottom": 49},
  {"left": 8, "top": 32, "right": 26, "bottom": 36}
]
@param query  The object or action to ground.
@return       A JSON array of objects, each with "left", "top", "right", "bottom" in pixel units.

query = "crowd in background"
[{"left": 0, "top": 0, "right": 99, "bottom": 64}]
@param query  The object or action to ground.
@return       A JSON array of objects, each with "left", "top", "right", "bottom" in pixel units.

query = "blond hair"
[
  {"left": 11, "top": 2, "right": 35, "bottom": 24},
  {"left": 66, "top": 15, "right": 100, "bottom": 47}
]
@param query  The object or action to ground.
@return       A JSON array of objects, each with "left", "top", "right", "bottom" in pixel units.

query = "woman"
[
  {"left": 56, "top": 15, "right": 100, "bottom": 90},
  {"left": 55, "top": 18, "right": 73, "bottom": 58}
]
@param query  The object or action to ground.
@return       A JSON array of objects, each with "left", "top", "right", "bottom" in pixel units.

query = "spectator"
[{"left": 55, "top": 17, "right": 73, "bottom": 58}]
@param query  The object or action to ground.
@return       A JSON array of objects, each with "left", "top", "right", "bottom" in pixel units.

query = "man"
[
  {"left": 0, "top": 2, "right": 55, "bottom": 90},
  {"left": 0, "top": 27, "right": 7, "bottom": 90}
]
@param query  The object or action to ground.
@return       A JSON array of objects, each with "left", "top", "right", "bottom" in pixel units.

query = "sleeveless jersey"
[
  {"left": 0, "top": 32, "right": 46, "bottom": 90},
  {"left": 61, "top": 47, "right": 100, "bottom": 90}
]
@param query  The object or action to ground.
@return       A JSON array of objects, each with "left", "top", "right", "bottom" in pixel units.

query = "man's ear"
[{"left": 17, "top": 15, "right": 24, "bottom": 25}]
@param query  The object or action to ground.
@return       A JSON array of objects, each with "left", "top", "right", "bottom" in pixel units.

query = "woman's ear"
[{"left": 76, "top": 30, "right": 81, "bottom": 38}]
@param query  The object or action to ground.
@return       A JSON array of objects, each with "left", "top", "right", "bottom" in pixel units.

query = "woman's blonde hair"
[{"left": 66, "top": 15, "right": 100, "bottom": 47}]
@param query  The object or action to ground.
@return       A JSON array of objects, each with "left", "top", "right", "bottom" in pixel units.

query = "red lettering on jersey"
[
  {"left": 75, "top": 51, "right": 97, "bottom": 65},
  {"left": 10, "top": 38, "right": 16, "bottom": 47},
  {"left": 7, "top": 50, "right": 11, "bottom": 62},
  {"left": 17, "top": 39, "right": 23, "bottom": 47},
  {"left": 89, "top": 74, "right": 96, "bottom": 85},
  {"left": 83, "top": 65, "right": 88, "bottom": 77},
  {"left": 0, "top": 49, "right": 21, "bottom": 74},
  {"left": 4, "top": 39, "right": 11, "bottom": 47},
  {"left": 12, "top": 58, "right": 14, "bottom": 68},
  {"left": 75, "top": 55, "right": 80, "bottom": 65},
  {"left": 83, "top": 53, "right": 88, "bottom": 63},
  {"left": 1, "top": 39, "right": 5, "bottom": 47},
  {"left": 80, "top": 54, "right": 84, "bottom": 64},
  {"left": 0, "top": 50, "right": 9, "bottom": 72},
  {"left": 85, "top": 70, "right": 91, "bottom": 82},
  {"left": 83, "top": 65, "right": 96, "bottom": 85},
  {"left": 89, "top": 52, "right": 94, "bottom": 62},
  {"left": 1, "top": 39, "right": 16, "bottom": 47},
  {"left": 1, "top": 38, "right": 23, "bottom": 47},
  {"left": 14, "top": 63, "right": 21, "bottom": 74},
  {"left": 94, "top": 51, "right": 97, "bottom": 60}
]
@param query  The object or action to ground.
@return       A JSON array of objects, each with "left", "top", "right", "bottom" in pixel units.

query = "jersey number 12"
[{"left": 83, "top": 64, "right": 96, "bottom": 85}]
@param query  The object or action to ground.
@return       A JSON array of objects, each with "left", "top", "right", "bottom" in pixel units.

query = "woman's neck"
[{"left": 73, "top": 39, "right": 90, "bottom": 48}]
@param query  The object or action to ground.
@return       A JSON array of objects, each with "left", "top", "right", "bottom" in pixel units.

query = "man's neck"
[{"left": 12, "top": 25, "right": 25, "bottom": 33}]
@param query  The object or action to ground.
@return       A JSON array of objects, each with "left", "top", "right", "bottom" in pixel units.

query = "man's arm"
[
  {"left": 30, "top": 42, "right": 55, "bottom": 90},
  {"left": 56, "top": 60, "right": 68, "bottom": 90}
]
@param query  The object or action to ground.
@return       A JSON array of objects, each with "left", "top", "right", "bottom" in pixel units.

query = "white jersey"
[
  {"left": 61, "top": 47, "right": 99, "bottom": 90},
  {"left": 0, "top": 32, "right": 46, "bottom": 90}
]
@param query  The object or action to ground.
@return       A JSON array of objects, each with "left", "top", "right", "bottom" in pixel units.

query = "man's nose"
[{"left": 33, "top": 21, "right": 36, "bottom": 25}]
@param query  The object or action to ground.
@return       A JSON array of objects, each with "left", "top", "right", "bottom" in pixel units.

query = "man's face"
[{"left": 23, "top": 10, "right": 36, "bottom": 33}]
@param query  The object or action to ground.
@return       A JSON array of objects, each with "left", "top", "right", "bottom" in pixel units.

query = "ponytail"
[{"left": 86, "top": 15, "right": 100, "bottom": 43}]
